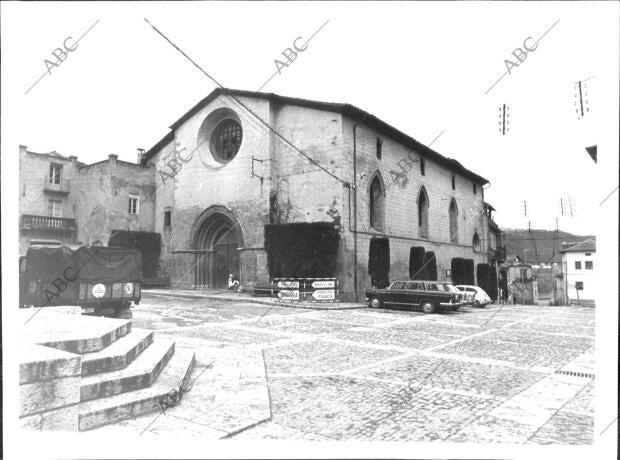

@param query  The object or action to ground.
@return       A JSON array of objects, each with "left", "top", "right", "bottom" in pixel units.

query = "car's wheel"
[
  {"left": 370, "top": 297, "right": 383, "bottom": 308},
  {"left": 421, "top": 301, "right": 436, "bottom": 314},
  {"left": 474, "top": 300, "right": 481, "bottom": 308}
]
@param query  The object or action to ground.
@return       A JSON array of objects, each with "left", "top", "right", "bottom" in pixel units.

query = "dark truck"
[
  {"left": 365, "top": 280, "right": 464, "bottom": 313},
  {"left": 19, "top": 244, "right": 142, "bottom": 319}
]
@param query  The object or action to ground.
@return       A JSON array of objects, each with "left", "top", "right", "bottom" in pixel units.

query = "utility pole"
[{"left": 552, "top": 218, "right": 558, "bottom": 304}]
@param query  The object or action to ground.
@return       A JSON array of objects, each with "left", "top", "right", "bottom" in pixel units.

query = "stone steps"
[
  {"left": 80, "top": 339, "right": 175, "bottom": 402},
  {"left": 79, "top": 347, "right": 196, "bottom": 431},
  {"left": 22, "top": 310, "right": 132, "bottom": 354},
  {"left": 81, "top": 328, "right": 154, "bottom": 377},
  {"left": 21, "top": 308, "right": 198, "bottom": 432}
]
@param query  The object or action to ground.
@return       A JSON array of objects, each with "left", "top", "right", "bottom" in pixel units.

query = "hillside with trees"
[{"left": 502, "top": 228, "right": 595, "bottom": 264}]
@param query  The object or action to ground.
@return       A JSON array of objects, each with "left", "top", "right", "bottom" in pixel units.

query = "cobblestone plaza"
[{"left": 129, "top": 294, "right": 595, "bottom": 444}]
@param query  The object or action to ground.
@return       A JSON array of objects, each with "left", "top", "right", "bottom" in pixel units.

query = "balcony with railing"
[
  {"left": 488, "top": 245, "right": 507, "bottom": 263},
  {"left": 21, "top": 214, "right": 77, "bottom": 233},
  {"left": 43, "top": 176, "right": 70, "bottom": 194}
]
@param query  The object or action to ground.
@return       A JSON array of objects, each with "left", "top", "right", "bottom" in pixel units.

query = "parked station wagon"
[{"left": 365, "top": 280, "right": 464, "bottom": 313}]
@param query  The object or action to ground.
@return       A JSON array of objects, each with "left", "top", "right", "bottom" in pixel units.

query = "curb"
[{"left": 143, "top": 290, "right": 369, "bottom": 311}]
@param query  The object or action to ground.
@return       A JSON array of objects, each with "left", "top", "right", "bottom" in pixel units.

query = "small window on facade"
[
  {"left": 48, "top": 199, "right": 62, "bottom": 217},
  {"left": 376, "top": 138, "right": 382, "bottom": 159},
  {"left": 128, "top": 195, "right": 139, "bottom": 215},
  {"left": 575, "top": 281, "right": 584, "bottom": 290},
  {"left": 369, "top": 174, "right": 385, "bottom": 231},
  {"left": 420, "top": 158, "right": 425, "bottom": 176},
  {"left": 585, "top": 261, "right": 593, "bottom": 270},
  {"left": 164, "top": 210, "right": 172, "bottom": 227},
  {"left": 473, "top": 183, "right": 477, "bottom": 194},
  {"left": 575, "top": 261, "right": 581, "bottom": 270},
  {"left": 585, "top": 252, "right": 591, "bottom": 256},
  {"left": 49, "top": 163, "right": 62, "bottom": 184},
  {"left": 449, "top": 198, "right": 459, "bottom": 243},
  {"left": 472, "top": 232, "right": 481, "bottom": 252},
  {"left": 451, "top": 175, "right": 456, "bottom": 190},
  {"left": 418, "top": 187, "right": 429, "bottom": 239}
]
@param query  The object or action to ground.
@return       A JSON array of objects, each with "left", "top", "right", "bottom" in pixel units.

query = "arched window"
[
  {"left": 449, "top": 198, "right": 459, "bottom": 243},
  {"left": 472, "top": 232, "right": 481, "bottom": 252},
  {"left": 369, "top": 173, "right": 385, "bottom": 231},
  {"left": 417, "top": 187, "right": 429, "bottom": 239}
]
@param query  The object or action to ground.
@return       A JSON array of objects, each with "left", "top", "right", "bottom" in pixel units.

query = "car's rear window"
[
  {"left": 391, "top": 281, "right": 405, "bottom": 289},
  {"left": 442, "top": 283, "right": 459, "bottom": 293},
  {"left": 405, "top": 281, "right": 424, "bottom": 290}
]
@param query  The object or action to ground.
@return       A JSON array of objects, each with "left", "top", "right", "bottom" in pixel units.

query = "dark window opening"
[
  {"left": 409, "top": 246, "right": 425, "bottom": 279},
  {"left": 418, "top": 187, "right": 429, "bottom": 239},
  {"left": 128, "top": 196, "right": 139, "bottom": 215},
  {"left": 575, "top": 261, "right": 582, "bottom": 270},
  {"left": 49, "top": 163, "right": 62, "bottom": 184},
  {"left": 376, "top": 138, "right": 382, "bottom": 159},
  {"left": 368, "top": 237, "right": 390, "bottom": 288},
  {"left": 451, "top": 175, "right": 456, "bottom": 190},
  {"left": 473, "top": 183, "right": 477, "bottom": 194},
  {"left": 575, "top": 281, "right": 584, "bottom": 290},
  {"left": 109, "top": 230, "right": 162, "bottom": 279},
  {"left": 451, "top": 257, "right": 474, "bottom": 285},
  {"left": 472, "top": 232, "right": 481, "bottom": 252},
  {"left": 585, "top": 261, "right": 593, "bottom": 270},
  {"left": 164, "top": 210, "right": 171, "bottom": 227},
  {"left": 420, "top": 158, "right": 425, "bottom": 176},
  {"left": 449, "top": 198, "right": 459, "bottom": 243},
  {"left": 265, "top": 222, "right": 339, "bottom": 279},
  {"left": 370, "top": 174, "right": 385, "bottom": 231}
]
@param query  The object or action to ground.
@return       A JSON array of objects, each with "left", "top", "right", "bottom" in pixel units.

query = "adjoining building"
[
  {"left": 18, "top": 147, "right": 161, "bottom": 280},
  {"left": 20, "top": 88, "right": 505, "bottom": 300},
  {"left": 559, "top": 239, "right": 596, "bottom": 306}
]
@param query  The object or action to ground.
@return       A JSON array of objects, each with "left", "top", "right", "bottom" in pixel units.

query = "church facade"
[{"left": 140, "top": 88, "right": 503, "bottom": 300}]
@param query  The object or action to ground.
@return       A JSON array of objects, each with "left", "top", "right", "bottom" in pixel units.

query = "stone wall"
[
  {"left": 19, "top": 344, "right": 81, "bottom": 431},
  {"left": 339, "top": 116, "right": 488, "bottom": 300}
]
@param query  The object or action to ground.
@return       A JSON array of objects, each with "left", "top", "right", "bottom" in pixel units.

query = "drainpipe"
[{"left": 353, "top": 123, "right": 359, "bottom": 301}]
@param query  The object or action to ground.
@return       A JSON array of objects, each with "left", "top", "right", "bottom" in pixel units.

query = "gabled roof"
[
  {"left": 142, "top": 88, "right": 489, "bottom": 184},
  {"left": 559, "top": 238, "right": 596, "bottom": 253}
]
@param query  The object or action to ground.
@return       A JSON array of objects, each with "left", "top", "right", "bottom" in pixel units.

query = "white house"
[{"left": 560, "top": 239, "right": 596, "bottom": 306}]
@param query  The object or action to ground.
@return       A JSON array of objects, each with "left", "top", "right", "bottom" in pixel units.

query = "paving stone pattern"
[{"left": 128, "top": 295, "right": 595, "bottom": 444}]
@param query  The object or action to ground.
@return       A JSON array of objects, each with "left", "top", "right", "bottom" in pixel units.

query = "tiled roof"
[{"left": 559, "top": 238, "right": 596, "bottom": 253}]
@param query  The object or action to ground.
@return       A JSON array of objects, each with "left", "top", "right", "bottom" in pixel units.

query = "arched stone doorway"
[{"left": 191, "top": 206, "right": 244, "bottom": 289}]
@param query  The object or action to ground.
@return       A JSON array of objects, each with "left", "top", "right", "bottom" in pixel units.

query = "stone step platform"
[
  {"left": 80, "top": 339, "right": 175, "bottom": 402},
  {"left": 22, "top": 309, "right": 132, "bottom": 354},
  {"left": 81, "top": 328, "right": 154, "bottom": 377},
  {"left": 78, "top": 347, "right": 196, "bottom": 431}
]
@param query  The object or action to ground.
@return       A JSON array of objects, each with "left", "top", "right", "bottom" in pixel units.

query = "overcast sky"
[{"left": 3, "top": 1, "right": 618, "bottom": 235}]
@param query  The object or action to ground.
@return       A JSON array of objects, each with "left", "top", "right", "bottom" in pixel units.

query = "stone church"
[
  {"left": 20, "top": 88, "right": 504, "bottom": 301},
  {"left": 140, "top": 88, "right": 503, "bottom": 300}
]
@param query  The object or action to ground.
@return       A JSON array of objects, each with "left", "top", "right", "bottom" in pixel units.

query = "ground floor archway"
[{"left": 192, "top": 206, "right": 244, "bottom": 289}]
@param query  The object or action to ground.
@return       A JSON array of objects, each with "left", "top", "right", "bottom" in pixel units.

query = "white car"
[{"left": 455, "top": 285, "right": 492, "bottom": 307}]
